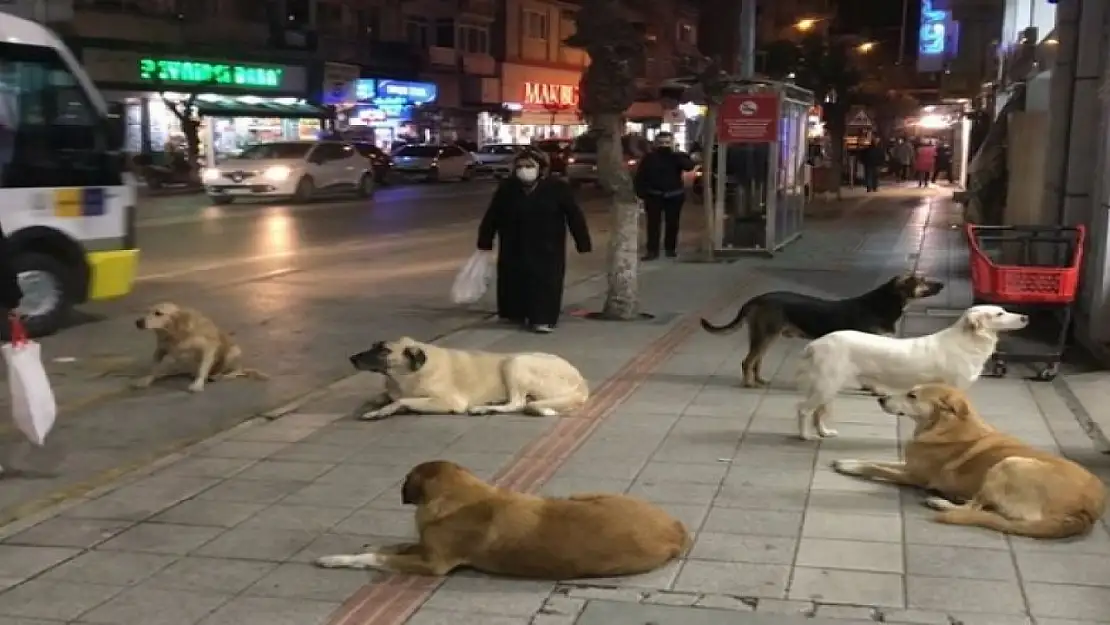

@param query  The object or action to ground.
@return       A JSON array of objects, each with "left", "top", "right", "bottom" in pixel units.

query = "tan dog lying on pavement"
[
  {"left": 350, "top": 336, "right": 589, "bottom": 420},
  {"left": 132, "top": 302, "right": 268, "bottom": 393},
  {"left": 833, "top": 384, "right": 1106, "bottom": 539},
  {"left": 315, "top": 460, "right": 691, "bottom": 577}
]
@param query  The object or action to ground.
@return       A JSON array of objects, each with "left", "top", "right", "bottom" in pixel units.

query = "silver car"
[
  {"left": 473, "top": 144, "right": 521, "bottom": 178},
  {"left": 566, "top": 134, "right": 640, "bottom": 187},
  {"left": 391, "top": 144, "right": 475, "bottom": 182}
]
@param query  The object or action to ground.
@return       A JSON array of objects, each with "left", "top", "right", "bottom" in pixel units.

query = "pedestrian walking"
[
  {"left": 476, "top": 148, "right": 592, "bottom": 334},
  {"left": 634, "top": 132, "right": 695, "bottom": 260},
  {"left": 862, "top": 138, "right": 885, "bottom": 192},
  {"left": 894, "top": 138, "right": 915, "bottom": 181},
  {"left": 933, "top": 141, "right": 954, "bottom": 184},
  {"left": 914, "top": 140, "right": 937, "bottom": 188}
]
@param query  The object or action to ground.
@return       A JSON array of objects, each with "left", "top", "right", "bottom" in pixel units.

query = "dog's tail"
[
  {"left": 700, "top": 299, "right": 755, "bottom": 334},
  {"left": 221, "top": 368, "right": 270, "bottom": 381},
  {"left": 934, "top": 507, "right": 1095, "bottom": 540}
]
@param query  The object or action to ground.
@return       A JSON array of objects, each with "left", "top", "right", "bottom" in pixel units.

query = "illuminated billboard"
[{"left": 917, "top": 0, "right": 958, "bottom": 73}]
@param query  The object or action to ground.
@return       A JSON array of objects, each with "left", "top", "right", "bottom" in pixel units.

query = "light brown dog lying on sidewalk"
[
  {"left": 833, "top": 384, "right": 1106, "bottom": 539},
  {"left": 132, "top": 302, "right": 268, "bottom": 393},
  {"left": 314, "top": 460, "right": 691, "bottom": 577}
]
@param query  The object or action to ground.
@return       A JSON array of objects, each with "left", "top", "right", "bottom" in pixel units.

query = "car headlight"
[
  {"left": 567, "top": 157, "right": 575, "bottom": 164},
  {"left": 263, "top": 166, "right": 292, "bottom": 182},
  {"left": 201, "top": 168, "right": 220, "bottom": 182}
]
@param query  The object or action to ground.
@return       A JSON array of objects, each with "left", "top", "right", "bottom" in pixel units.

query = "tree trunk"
[
  {"left": 826, "top": 103, "right": 848, "bottom": 200},
  {"left": 595, "top": 112, "right": 640, "bottom": 319}
]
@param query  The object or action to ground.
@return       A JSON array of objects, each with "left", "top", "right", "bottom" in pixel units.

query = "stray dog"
[
  {"left": 315, "top": 460, "right": 690, "bottom": 577},
  {"left": 132, "top": 302, "right": 268, "bottom": 393},
  {"left": 834, "top": 384, "right": 1106, "bottom": 539},
  {"left": 795, "top": 304, "right": 1027, "bottom": 440},
  {"left": 351, "top": 336, "right": 589, "bottom": 420},
  {"left": 701, "top": 274, "right": 944, "bottom": 387}
]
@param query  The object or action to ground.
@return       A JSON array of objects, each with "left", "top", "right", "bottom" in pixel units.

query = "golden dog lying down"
[
  {"left": 834, "top": 384, "right": 1106, "bottom": 539},
  {"left": 315, "top": 460, "right": 691, "bottom": 578}
]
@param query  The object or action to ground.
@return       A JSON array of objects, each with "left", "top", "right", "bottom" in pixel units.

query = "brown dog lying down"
[
  {"left": 132, "top": 302, "right": 268, "bottom": 393},
  {"left": 833, "top": 384, "right": 1106, "bottom": 539},
  {"left": 315, "top": 460, "right": 691, "bottom": 578}
]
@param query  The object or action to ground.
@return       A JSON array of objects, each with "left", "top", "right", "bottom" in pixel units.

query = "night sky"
[{"left": 833, "top": 0, "right": 921, "bottom": 61}]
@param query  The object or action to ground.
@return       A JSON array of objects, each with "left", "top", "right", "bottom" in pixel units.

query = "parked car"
[
  {"left": 533, "top": 138, "right": 572, "bottom": 175},
  {"left": 565, "top": 133, "right": 640, "bottom": 187},
  {"left": 391, "top": 144, "right": 475, "bottom": 182},
  {"left": 202, "top": 140, "right": 375, "bottom": 204},
  {"left": 352, "top": 142, "right": 394, "bottom": 185},
  {"left": 473, "top": 144, "right": 521, "bottom": 178}
]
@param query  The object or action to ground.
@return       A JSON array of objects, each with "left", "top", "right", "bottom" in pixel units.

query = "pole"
[
  {"left": 898, "top": 0, "right": 909, "bottom": 65},
  {"left": 701, "top": 109, "right": 716, "bottom": 261},
  {"left": 738, "top": 0, "right": 756, "bottom": 78}
]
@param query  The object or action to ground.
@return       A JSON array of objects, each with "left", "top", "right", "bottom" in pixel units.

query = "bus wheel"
[{"left": 12, "top": 252, "right": 73, "bottom": 338}]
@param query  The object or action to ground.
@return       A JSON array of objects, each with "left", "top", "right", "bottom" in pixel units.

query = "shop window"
[
  {"left": 435, "top": 19, "right": 456, "bottom": 48},
  {"left": 0, "top": 42, "right": 118, "bottom": 189},
  {"left": 524, "top": 10, "right": 548, "bottom": 40}
]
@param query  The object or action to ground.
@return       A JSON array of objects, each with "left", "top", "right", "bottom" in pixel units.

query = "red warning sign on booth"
[{"left": 716, "top": 93, "right": 780, "bottom": 143}]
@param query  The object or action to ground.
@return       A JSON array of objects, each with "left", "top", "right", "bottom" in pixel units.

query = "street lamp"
[
  {"left": 795, "top": 18, "right": 819, "bottom": 31},
  {"left": 857, "top": 41, "right": 876, "bottom": 53}
]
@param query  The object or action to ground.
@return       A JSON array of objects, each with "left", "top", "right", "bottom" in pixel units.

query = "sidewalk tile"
[
  {"left": 244, "top": 562, "right": 370, "bottom": 602},
  {"left": 330, "top": 507, "right": 414, "bottom": 538},
  {"left": 193, "top": 527, "right": 315, "bottom": 561},
  {"left": 196, "top": 596, "right": 340, "bottom": 625},
  {"left": 794, "top": 538, "right": 903, "bottom": 573},
  {"left": 0, "top": 546, "right": 80, "bottom": 579},
  {"left": 702, "top": 507, "right": 804, "bottom": 537},
  {"left": 152, "top": 500, "right": 267, "bottom": 528},
  {"left": 0, "top": 580, "right": 123, "bottom": 621},
  {"left": 420, "top": 575, "right": 552, "bottom": 616},
  {"left": 97, "top": 522, "right": 223, "bottom": 555},
  {"left": 77, "top": 586, "right": 230, "bottom": 625},
  {"left": 405, "top": 610, "right": 531, "bottom": 625},
  {"left": 145, "top": 557, "right": 276, "bottom": 594},
  {"left": 236, "top": 504, "right": 352, "bottom": 533},
  {"left": 905, "top": 576, "right": 1025, "bottom": 614},
  {"left": 789, "top": 567, "right": 905, "bottom": 606},
  {"left": 1014, "top": 551, "right": 1110, "bottom": 586},
  {"left": 904, "top": 544, "right": 1017, "bottom": 581},
  {"left": 801, "top": 511, "right": 903, "bottom": 543},
  {"left": 2, "top": 518, "right": 130, "bottom": 549},
  {"left": 674, "top": 560, "right": 789, "bottom": 597},
  {"left": 40, "top": 550, "right": 175, "bottom": 586},
  {"left": 689, "top": 532, "right": 797, "bottom": 565}
]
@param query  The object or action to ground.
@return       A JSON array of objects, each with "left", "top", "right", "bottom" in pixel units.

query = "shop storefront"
[
  {"left": 335, "top": 79, "right": 439, "bottom": 149},
  {"left": 78, "top": 48, "right": 324, "bottom": 162},
  {"left": 482, "top": 64, "right": 587, "bottom": 145}
]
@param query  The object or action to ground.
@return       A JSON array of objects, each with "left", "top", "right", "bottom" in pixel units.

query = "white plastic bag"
[
  {"left": 2, "top": 319, "right": 56, "bottom": 446},
  {"left": 451, "top": 251, "right": 494, "bottom": 305}
]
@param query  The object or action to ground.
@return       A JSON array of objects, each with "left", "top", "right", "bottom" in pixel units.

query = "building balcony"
[
  {"left": 462, "top": 53, "right": 496, "bottom": 76},
  {"left": 180, "top": 19, "right": 271, "bottom": 48},
  {"left": 426, "top": 46, "right": 459, "bottom": 69}
]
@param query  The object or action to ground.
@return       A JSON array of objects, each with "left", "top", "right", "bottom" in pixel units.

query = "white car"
[
  {"left": 473, "top": 144, "right": 521, "bottom": 178},
  {"left": 203, "top": 140, "right": 375, "bottom": 204},
  {"left": 391, "top": 144, "right": 475, "bottom": 182}
]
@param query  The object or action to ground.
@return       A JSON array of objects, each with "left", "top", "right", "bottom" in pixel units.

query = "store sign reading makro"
[
  {"left": 523, "top": 82, "right": 579, "bottom": 108},
  {"left": 138, "top": 57, "right": 285, "bottom": 89}
]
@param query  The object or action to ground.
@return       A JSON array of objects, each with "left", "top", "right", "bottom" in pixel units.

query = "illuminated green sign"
[{"left": 138, "top": 58, "right": 285, "bottom": 89}]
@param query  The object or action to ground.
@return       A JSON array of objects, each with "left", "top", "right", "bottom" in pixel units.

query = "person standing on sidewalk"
[
  {"left": 914, "top": 139, "right": 937, "bottom": 188},
  {"left": 933, "top": 141, "right": 954, "bottom": 184},
  {"left": 894, "top": 138, "right": 915, "bottom": 181},
  {"left": 477, "top": 148, "right": 592, "bottom": 334},
  {"left": 635, "top": 132, "right": 695, "bottom": 261},
  {"left": 862, "top": 138, "right": 885, "bottom": 192}
]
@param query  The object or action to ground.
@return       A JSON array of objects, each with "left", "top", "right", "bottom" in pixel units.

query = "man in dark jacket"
[
  {"left": 933, "top": 141, "right": 954, "bottom": 183},
  {"left": 634, "top": 133, "right": 695, "bottom": 260},
  {"left": 862, "top": 138, "right": 885, "bottom": 192}
]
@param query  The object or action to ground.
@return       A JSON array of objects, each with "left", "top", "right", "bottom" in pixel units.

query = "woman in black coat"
[{"left": 477, "top": 149, "right": 592, "bottom": 334}]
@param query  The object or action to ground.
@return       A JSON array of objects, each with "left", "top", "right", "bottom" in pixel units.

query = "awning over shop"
[
  {"left": 625, "top": 100, "right": 664, "bottom": 122},
  {"left": 196, "top": 101, "right": 331, "bottom": 119}
]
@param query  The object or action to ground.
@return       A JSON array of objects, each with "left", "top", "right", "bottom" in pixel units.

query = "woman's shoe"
[{"left": 531, "top": 324, "right": 554, "bottom": 334}]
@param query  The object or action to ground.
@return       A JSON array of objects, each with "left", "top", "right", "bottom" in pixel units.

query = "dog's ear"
[
  {"left": 400, "top": 472, "right": 426, "bottom": 505},
  {"left": 938, "top": 391, "right": 972, "bottom": 420},
  {"left": 402, "top": 347, "right": 427, "bottom": 372},
  {"left": 963, "top": 310, "right": 985, "bottom": 333}
]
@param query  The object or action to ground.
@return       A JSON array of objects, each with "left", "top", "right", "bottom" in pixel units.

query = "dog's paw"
[
  {"left": 832, "top": 459, "right": 866, "bottom": 475},
  {"left": 358, "top": 410, "right": 388, "bottom": 421},
  {"left": 741, "top": 379, "right": 767, "bottom": 389},
  {"left": 315, "top": 554, "right": 383, "bottom": 570},
  {"left": 817, "top": 427, "right": 839, "bottom": 438},
  {"left": 130, "top": 377, "right": 154, "bottom": 390},
  {"left": 923, "top": 496, "right": 959, "bottom": 511},
  {"left": 466, "top": 406, "right": 493, "bottom": 416},
  {"left": 187, "top": 381, "right": 206, "bottom": 393},
  {"left": 797, "top": 431, "right": 821, "bottom": 442},
  {"left": 532, "top": 407, "right": 559, "bottom": 417}
]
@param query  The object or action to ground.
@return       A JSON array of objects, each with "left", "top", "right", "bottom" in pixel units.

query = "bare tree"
[
  {"left": 565, "top": 0, "right": 645, "bottom": 320},
  {"left": 158, "top": 91, "right": 203, "bottom": 171}
]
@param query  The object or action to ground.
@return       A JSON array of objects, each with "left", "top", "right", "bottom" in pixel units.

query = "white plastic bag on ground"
[
  {"left": 451, "top": 251, "right": 494, "bottom": 304},
  {"left": 2, "top": 318, "right": 57, "bottom": 446}
]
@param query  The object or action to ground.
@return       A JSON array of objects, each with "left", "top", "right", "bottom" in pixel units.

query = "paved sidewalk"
[{"left": 0, "top": 190, "right": 1106, "bottom": 625}]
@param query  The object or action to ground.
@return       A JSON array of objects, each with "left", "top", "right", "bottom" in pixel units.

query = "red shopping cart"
[{"left": 966, "top": 224, "right": 1085, "bottom": 380}]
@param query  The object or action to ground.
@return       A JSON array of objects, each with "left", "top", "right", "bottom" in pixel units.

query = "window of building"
[
  {"left": 459, "top": 25, "right": 490, "bottom": 54},
  {"left": 317, "top": 2, "right": 344, "bottom": 29},
  {"left": 357, "top": 6, "right": 382, "bottom": 40},
  {"left": 0, "top": 42, "right": 118, "bottom": 189},
  {"left": 232, "top": 0, "right": 266, "bottom": 21},
  {"left": 406, "top": 17, "right": 429, "bottom": 47},
  {"left": 677, "top": 22, "right": 697, "bottom": 45},
  {"left": 435, "top": 19, "right": 456, "bottom": 47},
  {"left": 524, "top": 9, "right": 548, "bottom": 40}
]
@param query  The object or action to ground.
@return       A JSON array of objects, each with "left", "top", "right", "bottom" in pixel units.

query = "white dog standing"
[{"left": 794, "top": 304, "right": 1028, "bottom": 440}]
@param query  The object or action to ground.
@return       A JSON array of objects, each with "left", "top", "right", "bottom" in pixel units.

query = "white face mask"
[{"left": 516, "top": 167, "right": 539, "bottom": 183}]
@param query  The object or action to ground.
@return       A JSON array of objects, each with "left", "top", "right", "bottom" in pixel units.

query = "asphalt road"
[{"left": 0, "top": 180, "right": 615, "bottom": 519}]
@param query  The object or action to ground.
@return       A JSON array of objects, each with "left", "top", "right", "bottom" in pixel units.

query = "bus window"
[{"left": 0, "top": 41, "right": 120, "bottom": 189}]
